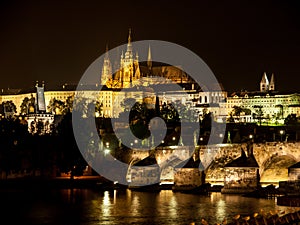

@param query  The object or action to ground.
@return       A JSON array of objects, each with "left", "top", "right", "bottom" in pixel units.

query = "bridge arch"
[
  {"left": 260, "top": 154, "right": 297, "bottom": 184},
  {"left": 126, "top": 154, "right": 149, "bottom": 183}
]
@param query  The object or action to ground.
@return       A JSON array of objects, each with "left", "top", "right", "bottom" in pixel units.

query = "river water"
[{"left": 1, "top": 188, "right": 298, "bottom": 225}]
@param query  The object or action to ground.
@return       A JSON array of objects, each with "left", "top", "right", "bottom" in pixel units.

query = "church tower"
[
  {"left": 269, "top": 73, "right": 275, "bottom": 91},
  {"left": 119, "top": 28, "right": 140, "bottom": 88},
  {"left": 101, "top": 44, "right": 112, "bottom": 86},
  {"left": 260, "top": 72, "right": 269, "bottom": 92}
]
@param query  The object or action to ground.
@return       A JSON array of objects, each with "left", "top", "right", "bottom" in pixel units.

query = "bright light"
[
  {"left": 280, "top": 130, "right": 284, "bottom": 135},
  {"left": 104, "top": 149, "right": 110, "bottom": 155},
  {"left": 134, "top": 139, "right": 138, "bottom": 144},
  {"left": 172, "top": 137, "right": 176, "bottom": 141},
  {"left": 249, "top": 134, "right": 253, "bottom": 139}
]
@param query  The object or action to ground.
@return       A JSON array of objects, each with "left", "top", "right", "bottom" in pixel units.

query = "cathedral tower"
[
  {"left": 147, "top": 45, "right": 152, "bottom": 71},
  {"left": 269, "top": 73, "right": 275, "bottom": 91},
  {"left": 260, "top": 72, "right": 269, "bottom": 92},
  {"left": 119, "top": 28, "right": 140, "bottom": 88},
  {"left": 101, "top": 44, "right": 112, "bottom": 86}
]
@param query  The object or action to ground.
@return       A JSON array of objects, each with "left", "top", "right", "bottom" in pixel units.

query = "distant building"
[
  {"left": 26, "top": 82, "right": 54, "bottom": 135},
  {"left": 1, "top": 31, "right": 300, "bottom": 126},
  {"left": 223, "top": 73, "right": 300, "bottom": 124}
]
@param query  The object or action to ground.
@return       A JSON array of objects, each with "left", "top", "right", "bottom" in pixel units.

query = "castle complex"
[{"left": 1, "top": 30, "right": 300, "bottom": 127}]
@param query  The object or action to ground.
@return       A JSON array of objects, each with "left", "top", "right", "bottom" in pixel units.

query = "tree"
[
  {"left": 1, "top": 101, "right": 17, "bottom": 117},
  {"left": 229, "top": 106, "right": 251, "bottom": 123},
  {"left": 253, "top": 105, "right": 263, "bottom": 126},
  {"left": 232, "top": 106, "right": 243, "bottom": 117},
  {"left": 174, "top": 100, "right": 198, "bottom": 122},
  {"left": 20, "top": 95, "right": 35, "bottom": 115},
  {"left": 275, "top": 104, "right": 284, "bottom": 119},
  {"left": 284, "top": 114, "right": 299, "bottom": 126},
  {"left": 95, "top": 101, "right": 103, "bottom": 117},
  {"left": 47, "top": 98, "right": 65, "bottom": 115},
  {"left": 160, "top": 102, "right": 179, "bottom": 123},
  {"left": 0, "top": 117, "right": 29, "bottom": 177},
  {"left": 55, "top": 112, "right": 87, "bottom": 177},
  {"left": 64, "top": 95, "right": 74, "bottom": 113},
  {"left": 121, "top": 98, "right": 136, "bottom": 112}
]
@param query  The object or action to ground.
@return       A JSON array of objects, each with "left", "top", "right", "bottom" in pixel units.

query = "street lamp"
[{"left": 279, "top": 130, "right": 284, "bottom": 142}]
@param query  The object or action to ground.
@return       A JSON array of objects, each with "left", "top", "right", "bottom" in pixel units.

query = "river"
[{"left": 0, "top": 188, "right": 298, "bottom": 225}]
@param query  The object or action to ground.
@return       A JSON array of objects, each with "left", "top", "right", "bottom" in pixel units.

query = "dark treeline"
[{"left": 0, "top": 114, "right": 89, "bottom": 178}]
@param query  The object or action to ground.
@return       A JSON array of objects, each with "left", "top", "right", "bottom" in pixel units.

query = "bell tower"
[
  {"left": 269, "top": 73, "right": 275, "bottom": 91},
  {"left": 119, "top": 28, "right": 140, "bottom": 88},
  {"left": 260, "top": 72, "right": 269, "bottom": 92},
  {"left": 101, "top": 44, "right": 112, "bottom": 86}
]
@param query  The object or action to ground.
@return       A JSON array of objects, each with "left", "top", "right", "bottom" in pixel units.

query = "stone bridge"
[{"left": 126, "top": 142, "right": 300, "bottom": 185}]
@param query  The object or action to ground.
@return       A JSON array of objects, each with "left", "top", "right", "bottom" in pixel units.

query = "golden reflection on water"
[
  {"left": 59, "top": 189, "right": 300, "bottom": 225},
  {"left": 216, "top": 199, "right": 226, "bottom": 220},
  {"left": 101, "top": 191, "right": 111, "bottom": 217},
  {"left": 131, "top": 192, "right": 140, "bottom": 215},
  {"left": 159, "top": 190, "right": 178, "bottom": 218}
]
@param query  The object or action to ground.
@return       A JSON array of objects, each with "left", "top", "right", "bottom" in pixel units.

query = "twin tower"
[{"left": 260, "top": 72, "right": 275, "bottom": 92}]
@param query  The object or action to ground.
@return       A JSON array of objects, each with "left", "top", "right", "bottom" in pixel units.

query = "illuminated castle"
[
  {"left": 0, "top": 30, "right": 300, "bottom": 125},
  {"left": 101, "top": 29, "right": 141, "bottom": 88}
]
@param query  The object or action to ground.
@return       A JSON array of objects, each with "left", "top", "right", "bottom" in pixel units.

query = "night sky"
[{"left": 0, "top": 0, "right": 300, "bottom": 93}]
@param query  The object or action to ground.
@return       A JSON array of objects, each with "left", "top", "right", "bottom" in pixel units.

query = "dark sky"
[{"left": 0, "top": 0, "right": 300, "bottom": 93}]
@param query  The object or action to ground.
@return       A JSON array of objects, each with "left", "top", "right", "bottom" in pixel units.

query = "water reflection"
[
  {"left": 101, "top": 191, "right": 111, "bottom": 217},
  {"left": 1, "top": 189, "right": 299, "bottom": 225},
  {"left": 216, "top": 199, "right": 226, "bottom": 222}
]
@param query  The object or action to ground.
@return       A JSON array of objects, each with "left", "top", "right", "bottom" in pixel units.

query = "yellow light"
[{"left": 104, "top": 149, "right": 110, "bottom": 155}]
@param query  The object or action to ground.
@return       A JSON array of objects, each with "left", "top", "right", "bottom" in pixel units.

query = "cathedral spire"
[
  {"left": 147, "top": 45, "right": 152, "bottom": 71},
  {"left": 126, "top": 28, "right": 132, "bottom": 54},
  {"left": 101, "top": 44, "right": 112, "bottom": 85},
  {"left": 269, "top": 73, "right": 275, "bottom": 91},
  {"left": 260, "top": 72, "right": 269, "bottom": 92},
  {"left": 128, "top": 28, "right": 131, "bottom": 44}
]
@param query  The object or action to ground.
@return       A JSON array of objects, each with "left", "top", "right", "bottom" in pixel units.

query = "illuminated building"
[
  {"left": 1, "top": 31, "right": 300, "bottom": 126},
  {"left": 26, "top": 82, "right": 54, "bottom": 134},
  {"left": 223, "top": 73, "right": 300, "bottom": 124}
]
